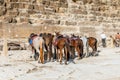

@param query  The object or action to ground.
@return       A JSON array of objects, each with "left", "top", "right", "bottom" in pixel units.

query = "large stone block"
[
  {"left": 0, "top": 0, "right": 4, "bottom": 6},
  {"left": 15, "top": 17, "right": 28, "bottom": 23},
  {"left": 19, "top": 0, "right": 30, "bottom": 2},
  {"left": 43, "top": 20, "right": 53, "bottom": 24},
  {"left": 10, "top": 0, "right": 18, "bottom": 2},
  {"left": 19, "top": 17, "right": 28, "bottom": 23},
  {"left": 28, "top": 4, "right": 34, "bottom": 9},
  {"left": 28, "top": 10, "right": 37, "bottom": 14},
  {"left": 58, "top": 8, "right": 67, "bottom": 13},
  {"left": 65, "top": 21, "right": 77, "bottom": 26},
  {"left": 19, "top": 3, "right": 26, "bottom": 8},
  {"left": 0, "top": 6, "right": 7, "bottom": 16},
  {"left": 41, "top": 0, "right": 50, "bottom": 6},
  {"left": 11, "top": 3, "right": 19, "bottom": 8},
  {"left": 19, "top": 12, "right": 29, "bottom": 17},
  {"left": 71, "top": 8, "right": 87, "bottom": 14},
  {"left": 7, "top": 9, "right": 19, "bottom": 16}
]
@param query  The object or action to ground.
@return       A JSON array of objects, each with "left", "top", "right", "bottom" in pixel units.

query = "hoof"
[
  {"left": 65, "top": 62, "right": 68, "bottom": 65},
  {"left": 94, "top": 53, "right": 99, "bottom": 56},
  {"left": 38, "top": 61, "right": 40, "bottom": 63},
  {"left": 77, "top": 57, "right": 81, "bottom": 60},
  {"left": 47, "top": 59, "right": 50, "bottom": 62},
  {"left": 73, "top": 61, "right": 76, "bottom": 64},
  {"left": 41, "top": 62, "right": 44, "bottom": 64},
  {"left": 34, "top": 55, "right": 39, "bottom": 61},
  {"left": 85, "top": 55, "right": 89, "bottom": 58},
  {"left": 30, "top": 56, "right": 32, "bottom": 58},
  {"left": 57, "top": 60, "right": 59, "bottom": 62},
  {"left": 60, "top": 61, "right": 62, "bottom": 65},
  {"left": 51, "top": 59, "right": 54, "bottom": 62}
]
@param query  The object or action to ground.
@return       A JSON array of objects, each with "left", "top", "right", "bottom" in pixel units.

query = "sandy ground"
[{"left": 0, "top": 47, "right": 120, "bottom": 80}]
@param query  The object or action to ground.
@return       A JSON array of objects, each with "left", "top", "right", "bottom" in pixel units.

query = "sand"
[{"left": 0, "top": 47, "right": 120, "bottom": 80}]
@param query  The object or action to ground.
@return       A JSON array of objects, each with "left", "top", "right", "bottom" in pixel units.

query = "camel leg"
[
  {"left": 85, "top": 46, "right": 89, "bottom": 58},
  {"left": 40, "top": 47, "right": 44, "bottom": 64},
  {"left": 57, "top": 49, "right": 59, "bottom": 62},
  {"left": 71, "top": 46, "right": 75, "bottom": 59},
  {"left": 75, "top": 46, "right": 81, "bottom": 59},
  {"left": 38, "top": 42, "right": 44, "bottom": 64},
  {"left": 49, "top": 44, "right": 53, "bottom": 61},
  {"left": 59, "top": 49, "right": 63, "bottom": 64},
  {"left": 64, "top": 47, "right": 68, "bottom": 65}
]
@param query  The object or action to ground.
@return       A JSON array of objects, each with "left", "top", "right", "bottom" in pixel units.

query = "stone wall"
[{"left": 0, "top": 0, "right": 120, "bottom": 38}]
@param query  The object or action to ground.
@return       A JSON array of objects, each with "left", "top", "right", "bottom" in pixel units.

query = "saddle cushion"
[{"left": 29, "top": 39, "right": 33, "bottom": 45}]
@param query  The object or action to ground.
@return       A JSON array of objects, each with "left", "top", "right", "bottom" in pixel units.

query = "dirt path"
[{"left": 0, "top": 47, "right": 120, "bottom": 80}]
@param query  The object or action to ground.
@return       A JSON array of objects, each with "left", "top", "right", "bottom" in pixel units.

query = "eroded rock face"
[
  {"left": 0, "top": 0, "right": 119, "bottom": 23},
  {"left": 0, "top": 0, "right": 120, "bottom": 37},
  {"left": 0, "top": 0, "right": 4, "bottom": 6},
  {"left": 0, "top": 6, "right": 6, "bottom": 16}
]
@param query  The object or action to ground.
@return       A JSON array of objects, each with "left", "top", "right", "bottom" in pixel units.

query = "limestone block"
[
  {"left": 52, "top": 20, "right": 60, "bottom": 25},
  {"left": 70, "top": 3, "right": 79, "bottom": 8},
  {"left": 28, "top": 9, "right": 36, "bottom": 14},
  {"left": 71, "top": 8, "right": 87, "bottom": 14},
  {"left": 28, "top": 4, "right": 34, "bottom": 10},
  {"left": 19, "top": 3, "right": 26, "bottom": 9},
  {"left": 82, "top": 0, "right": 88, "bottom": 4},
  {"left": 72, "top": 9, "right": 82, "bottom": 14},
  {"left": 43, "top": 20, "right": 53, "bottom": 24},
  {"left": 101, "top": 0, "right": 107, "bottom": 4},
  {"left": 8, "top": 9, "right": 19, "bottom": 16},
  {"left": 53, "top": 15, "right": 61, "bottom": 19},
  {"left": 33, "top": 5, "right": 39, "bottom": 10},
  {"left": 36, "top": 0, "right": 42, "bottom": 3},
  {"left": 59, "top": 0, "right": 67, "bottom": 3},
  {"left": 37, "top": 4, "right": 44, "bottom": 11},
  {"left": 29, "top": 14, "right": 42, "bottom": 18},
  {"left": 88, "top": 15, "right": 97, "bottom": 21},
  {"left": 43, "top": 7, "right": 55, "bottom": 15},
  {"left": 94, "top": 12, "right": 101, "bottom": 16},
  {"left": 28, "top": 19, "right": 37, "bottom": 24},
  {"left": 49, "top": 1, "right": 57, "bottom": 7},
  {"left": 12, "top": 18, "right": 17, "bottom": 23},
  {"left": 59, "top": 2, "right": 68, "bottom": 8},
  {"left": 29, "top": 0, "right": 36, "bottom": 3},
  {"left": 97, "top": 16, "right": 104, "bottom": 22},
  {"left": 11, "top": 3, "right": 19, "bottom": 8},
  {"left": 3, "top": 16, "right": 13, "bottom": 23},
  {"left": 97, "top": 6, "right": 105, "bottom": 12},
  {"left": 58, "top": 8, "right": 67, "bottom": 13},
  {"left": 0, "top": 6, "right": 7, "bottom": 16},
  {"left": 41, "top": 0, "right": 50, "bottom": 6},
  {"left": 87, "top": 0, "right": 93, "bottom": 4},
  {"left": 19, "top": 12, "right": 29, "bottom": 17},
  {"left": 19, "top": 0, "right": 29, "bottom": 2},
  {"left": 92, "top": 0, "right": 100, "bottom": 4},
  {"left": 65, "top": 21, "right": 77, "bottom": 26},
  {"left": 6, "top": 3, "right": 13, "bottom": 10},
  {"left": 10, "top": 0, "right": 18, "bottom": 2},
  {"left": 0, "top": 0, "right": 4, "bottom": 6},
  {"left": 72, "top": 0, "right": 77, "bottom": 2},
  {"left": 20, "top": 17, "right": 28, "bottom": 23}
]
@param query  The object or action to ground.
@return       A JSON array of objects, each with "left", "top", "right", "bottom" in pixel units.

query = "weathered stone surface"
[
  {"left": 0, "top": 0, "right": 4, "bottom": 6},
  {"left": 0, "top": 0, "right": 120, "bottom": 38},
  {"left": 0, "top": 6, "right": 7, "bottom": 16},
  {"left": 65, "top": 21, "right": 77, "bottom": 26}
]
